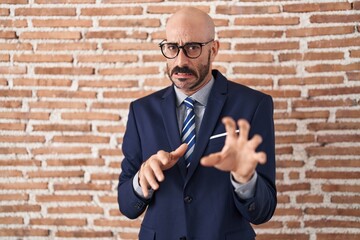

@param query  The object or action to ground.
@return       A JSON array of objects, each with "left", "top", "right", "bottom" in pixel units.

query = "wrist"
[{"left": 231, "top": 171, "right": 254, "bottom": 184}]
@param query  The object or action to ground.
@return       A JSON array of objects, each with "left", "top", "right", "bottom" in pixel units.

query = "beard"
[{"left": 166, "top": 51, "right": 211, "bottom": 92}]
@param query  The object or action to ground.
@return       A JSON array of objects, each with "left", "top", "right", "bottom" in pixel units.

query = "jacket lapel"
[
  {"left": 161, "top": 86, "right": 187, "bottom": 179},
  {"left": 185, "top": 71, "right": 228, "bottom": 183}
]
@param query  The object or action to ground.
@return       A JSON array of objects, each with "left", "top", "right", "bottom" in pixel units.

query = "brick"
[
  {"left": 86, "top": 30, "right": 147, "bottom": 39},
  {"left": 94, "top": 218, "right": 141, "bottom": 227},
  {"left": 99, "top": 148, "right": 122, "bottom": 156},
  {"left": 308, "top": 122, "right": 360, "bottom": 131},
  {"left": 0, "top": 159, "right": 41, "bottom": 166},
  {"left": 0, "top": 43, "right": 32, "bottom": 50},
  {"left": 296, "top": 194, "right": 323, "bottom": 203},
  {"left": 13, "top": 78, "right": 72, "bottom": 87},
  {"left": 61, "top": 112, "right": 120, "bottom": 121},
  {"left": 310, "top": 14, "right": 360, "bottom": 23},
  {"left": 102, "top": 42, "right": 157, "bottom": 51},
  {"left": 279, "top": 76, "right": 344, "bottom": 85},
  {"left": 306, "top": 171, "right": 359, "bottom": 179},
  {"left": 147, "top": 5, "right": 209, "bottom": 14},
  {"left": 0, "top": 112, "right": 49, "bottom": 120},
  {"left": 91, "top": 173, "right": 118, "bottom": 181},
  {"left": 79, "top": 80, "right": 138, "bottom": 88},
  {"left": 274, "top": 208, "right": 302, "bottom": 216},
  {"left": 347, "top": 71, "right": 360, "bottom": 81},
  {"left": 37, "top": 42, "right": 97, "bottom": 51},
  {"left": 277, "top": 160, "right": 305, "bottom": 168},
  {"left": 286, "top": 26, "right": 354, "bottom": 37},
  {"left": 98, "top": 195, "right": 117, "bottom": 203},
  {"left": 216, "top": 5, "right": 280, "bottom": 15},
  {"left": 100, "top": 19, "right": 160, "bottom": 27},
  {"left": 264, "top": 90, "right": 301, "bottom": 98},
  {"left": 308, "top": 86, "right": 360, "bottom": 97},
  {"left": 307, "top": 62, "right": 360, "bottom": 73},
  {"left": 0, "top": 217, "right": 23, "bottom": 224},
  {"left": 0, "top": 66, "right": 27, "bottom": 74},
  {"left": 316, "top": 159, "right": 360, "bottom": 168},
  {"left": 0, "top": 54, "right": 9, "bottom": 62},
  {"left": 308, "top": 37, "right": 360, "bottom": 48},
  {"left": 29, "top": 101, "right": 87, "bottom": 109},
  {"left": 305, "top": 207, "right": 360, "bottom": 217},
  {"left": 317, "top": 234, "right": 359, "bottom": 240},
  {"left": 355, "top": 1, "right": 360, "bottom": 10},
  {"left": 293, "top": 99, "right": 354, "bottom": 108},
  {"left": 235, "top": 16, "right": 299, "bottom": 25},
  {"left": 307, "top": 146, "right": 360, "bottom": 156},
  {"left": 99, "top": 66, "right": 159, "bottom": 75},
  {"left": 53, "top": 135, "right": 110, "bottom": 143},
  {"left": 276, "top": 134, "right": 314, "bottom": 144},
  {"left": 36, "top": 194, "right": 92, "bottom": 202},
  {"left": 48, "top": 206, "right": 103, "bottom": 214},
  {"left": 19, "top": 31, "right": 81, "bottom": 40},
  {"left": 322, "top": 184, "right": 360, "bottom": 193},
  {"left": 14, "top": 54, "right": 73, "bottom": 63},
  {"left": 91, "top": 102, "right": 129, "bottom": 110},
  {"left": 32, "top": 19, "right": 92, "bottom": 27},
  {"left": 54, "top": 183, "right": 111, "bottom": 191},
  {"left": 233, "top": 66, "right": 296, "bottom": 75},
  {"left": 46, "top": 158, "right": 104, "bottom": 166},
  {"left": 0, "top": 183, "right": 47, "bottom": 190},
  {"left": 27, "top": 170, "right": 84, "bottom": 178},
  {"left": 77, "top": 54, "right": 138, "bottom": 63},
  {"left": 236, "top": 41, "right": 299, "bottom": 51},
  {"left": 218, "top": 29, "right": 283, "bottom": 38},
  {"left": 0, "top": 31, "right": 16, "bottom": 39},
  {"left": 336, "top": 109, "right": 360, "bottom": 118},
  {"left": 81, "top": 7, "right": 142, "bottom": 15},
  {"left": 317, "top": 134, "right": 360, "bottom": 144},
  {"left": 15, "top": 8, "right": 76, "bottom": 16},
  {"left": 279, "top": 52, "right": 344, "bottom": 61},
  {"left": 0, "top": 228, "right": 49, "bottom": 237},
  {"left": 256, "top": 234, "right": 309, "bottom": 240},
  {"left": 0, "top": 170, "right": 22, "bottom": 178},
  {"left": 305, "top": 219, "right": 360, "bottom": 228},
  {"left": 30, "top": 218, "right": 86, "bottom": 226},
  {"left": 104, "top": 90, "right": 155, "bottom": 99},
  {"left": 32, "top": 147, "right": 92, "bottom": 155},
  {"left": 283, "top": 2, "right": 351, "bottom": 12},
  {"left": 216, "top": 53, "right": 273, "bottom": 62},
  {"left": 0, "top": 194, "right": 28, "bottom": 201},
  {"left": 331, "top": 195, "right": 360, "bottom": 204},
  {"left": 0, "top": 19, "right": 27, "bottom": 27},
  {"left": 35, "top": 0, "right": 95, "bottom": 3},
  {"left": 350, "top": 49, "right": 360, "bottom": 58},
  {"left": 277, "top": 183, "right": 311, "bottom": 192},
  {"left": 36, "top": 90, "right": 96, "bottom": 99},
  {"left": 0, "top": 204, "right": 41, "bottom": 212},
  {"left": 35, "top": 67, "right": 94, "bottom": 75},
  {"left": 0, "top": 101, "right": 22, "bottom": 108},
  {"left": 32, "top": 124, "right": 90, "bottom": 132},
  {"left": 56, "top": 230, "right": 113, "bottom": 238}
]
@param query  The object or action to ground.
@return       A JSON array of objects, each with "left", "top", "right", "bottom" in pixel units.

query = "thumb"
[{"left": 170, "top": 143, "right": 188, "bottom": 161}]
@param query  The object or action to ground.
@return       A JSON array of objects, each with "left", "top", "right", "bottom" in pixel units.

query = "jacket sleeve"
[
  {"left": 233, "top": 94, "right": 277, "bottom": 224},
  {"left": 117, "top": 102, "right": 151, "bottom": 219}
]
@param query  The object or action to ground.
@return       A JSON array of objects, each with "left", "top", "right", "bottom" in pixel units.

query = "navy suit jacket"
[{"left": 118, "top": 70, "right": 277, "bottom": 240}]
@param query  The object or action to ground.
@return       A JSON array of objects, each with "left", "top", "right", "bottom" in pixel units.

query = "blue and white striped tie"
[{"left": 181, "top": 97, "right": 196, "bottom": 168}]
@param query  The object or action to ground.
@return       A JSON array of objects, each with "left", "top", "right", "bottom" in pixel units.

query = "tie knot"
[{"left": 183, "top": 97, "right": 194, "bottom": 109}]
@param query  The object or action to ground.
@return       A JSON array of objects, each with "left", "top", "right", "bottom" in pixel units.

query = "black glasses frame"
[{"left": 159, "top": 39, "right": 214, "bottom": 59}]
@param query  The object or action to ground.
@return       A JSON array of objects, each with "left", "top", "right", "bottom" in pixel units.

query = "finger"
[
  {"left": 170, "top": 143, "right": 188, "bottom": 160},
  {"left": 248, "top": 134, "right": 263, "bottom": 150},
  {"left": 157, "top": 150, "right": 171, "bottom": 166},
  {"left": 200, "top": 153, "right": 222, "bottom": 167},
  {"left": 238, "top": 119, "right": 250, "bottom": 141},
  {"left": 142, "top": 167, "right": 159, "bottom": 191},
  {"left": 139, "top": 174, "right": 150, "bottom": 197},
  {"left": 149, "top": 159, "right": 165, "bottom": 182},
  {"left": 254, "top": 152, "right": 267, "bottom": 164},
  {"left": 222, "top": 117, "right": 237, "bottom": 139}
]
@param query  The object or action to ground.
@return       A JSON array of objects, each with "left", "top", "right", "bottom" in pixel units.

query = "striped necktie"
[{"left": 181, "top": 97, "right": 196, "bottom": 168}]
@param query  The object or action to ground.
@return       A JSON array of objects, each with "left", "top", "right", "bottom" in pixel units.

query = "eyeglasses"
[{"left": 159, "top": 39, "right": 214, "bottom": 59}]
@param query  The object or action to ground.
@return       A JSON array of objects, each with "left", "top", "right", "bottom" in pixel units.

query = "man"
[{"left": 118, "top": 7, "right": 276, "bottom": 240}]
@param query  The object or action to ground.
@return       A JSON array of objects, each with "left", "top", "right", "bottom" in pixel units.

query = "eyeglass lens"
[{"left": 161, "top": 43, "right": 202, "bottom": 59}]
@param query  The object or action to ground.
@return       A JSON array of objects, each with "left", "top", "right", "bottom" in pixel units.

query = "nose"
[{"left": 175, "top": 48, "right": 190, "bottom": 67}]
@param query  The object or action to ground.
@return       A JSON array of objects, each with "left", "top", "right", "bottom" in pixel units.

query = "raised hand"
[
  {"left": 201, "top": 117, "right": 266, "bottom": 183},
  {"left": 139, "top": 143, "right": 187, "bottom": 197}
]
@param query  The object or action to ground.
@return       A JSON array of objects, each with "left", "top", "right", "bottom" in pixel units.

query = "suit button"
[
  {"left": 184, "top": 196, "right": 192, "bottom": 203},
  {"left": 248, "top": 202, "right": 256, "bottom": 212}
]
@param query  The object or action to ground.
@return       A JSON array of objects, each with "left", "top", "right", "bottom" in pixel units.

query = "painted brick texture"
[{"left": 0, "top": 0, "right": 359, "bottom": 239}]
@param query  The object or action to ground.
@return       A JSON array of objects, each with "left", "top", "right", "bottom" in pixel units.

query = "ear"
[{"left": 210, "top": 40, "right": 220, "bottom": 60}]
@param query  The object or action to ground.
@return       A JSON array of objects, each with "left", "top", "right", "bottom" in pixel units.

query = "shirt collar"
[{"left": 174, "top": 76, "right": 215, "bottom": 107}]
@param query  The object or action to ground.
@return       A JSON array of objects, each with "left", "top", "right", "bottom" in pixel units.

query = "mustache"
[{"left": 171, "top": 66, "right": 197, "bottom": 77}]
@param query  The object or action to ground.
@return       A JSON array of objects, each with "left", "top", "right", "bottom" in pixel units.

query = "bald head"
[{"left": 166, "top": 7, "right": 215, "bottom": 43}]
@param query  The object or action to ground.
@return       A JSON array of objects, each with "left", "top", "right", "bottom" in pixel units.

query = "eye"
[{"left": 166, "top": 44, "right": 178, "bottom": 51}]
